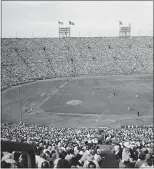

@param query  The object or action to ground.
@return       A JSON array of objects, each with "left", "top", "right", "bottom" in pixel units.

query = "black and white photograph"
[{"left": 1, "top": 0, "right": 153, "bottom": 168}]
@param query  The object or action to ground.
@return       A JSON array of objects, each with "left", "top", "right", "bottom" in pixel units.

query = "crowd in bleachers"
[
  {"left": 1, "top": 37, "right": 153, "bottom": 90},
  {"left": 1, "top": 122, "right": 154, "bottom": 168}
]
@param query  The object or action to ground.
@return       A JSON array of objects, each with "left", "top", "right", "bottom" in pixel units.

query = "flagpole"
[
  {"left": 119, "top": 22, "right": 120, "bottom": 37},
  {"left": 129, "top": 23, "right": 131, "bottom": 36},
  {"left": 58, "top": 21, "right": 60, "bottom": 38},
  {"left": 69, "top": 22, "right": 71, "bottom": 37}
]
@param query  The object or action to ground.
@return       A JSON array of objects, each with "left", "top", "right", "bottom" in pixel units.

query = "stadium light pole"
[{"left": 18, "top": 77, "right": 23, "bottom": 123}]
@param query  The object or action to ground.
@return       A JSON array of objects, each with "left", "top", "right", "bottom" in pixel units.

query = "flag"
[
  {"left": 69, "top": 21, "right": 74, "bottom": 25},
  {"left": 58, "top": 21, "right": 63, "bottom": 25},
  {"left": 119, "top": 21, "right": 123, "bottom": 25}
]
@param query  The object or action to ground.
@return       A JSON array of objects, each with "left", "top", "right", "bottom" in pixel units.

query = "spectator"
[
  {"left": 114, "top": 145, "right": 122, "bottom": 162},
  {"left": 41, "top": 161, "right": 50, "bottom": 168},
  {"left": 134, "top": 153, "right": 147, "bottom": 168},
  {"left": 1, "top": 37, "right": 153, "bottom": 89},
  {"left": 88, "top": 161, "right": 97, "bottom": 168},
  {"left": 1, "top": 122, "right": 153, "bottom": 168}
]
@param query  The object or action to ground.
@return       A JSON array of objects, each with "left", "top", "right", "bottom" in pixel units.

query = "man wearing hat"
[
  {"left": 65, "top": 148, "right": 75, "bottom": 164},
  {"left": 119, "top": 142, "right": 134, "bottom": 168},
  {"left": 2, "top": 153, "right": 17, "bottom": 168},
  {"left": 135, "top": 153, "right": 147, "bottom": 168},
  {"left": 83, "top": 154, "right": 100, "bottom": 168},
  {"left": 83, "top": 150, "right": 100, "bottom": 168},
  {"left": 114, "top": 145, "right": 122, "bottom": 162},
  {"left": 36, "top": 152, "right": 49, "bottom": 168},
  {"left": 94, "top": 149, "right": 103, "bottom": 167}
]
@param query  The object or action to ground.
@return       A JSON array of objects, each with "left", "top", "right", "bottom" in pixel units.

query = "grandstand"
[{"left": 1, "top": 36, "right": 153, "bottom": 90}]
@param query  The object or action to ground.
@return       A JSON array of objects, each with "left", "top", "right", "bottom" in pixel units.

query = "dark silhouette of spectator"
[
  {"left": 41, "top": 161, "right": 49, "bottom": 168},
  {"left": 135, "top": 153, "right": 147, "bottom": 168},
  {"left": 1, "top": 161, "right": 11, "bottom": 168},
  {"left": 88, "top": 161, "right": 96, "bottom": 168},
  {"left": 57, "top": 159, "right": 71, "bottom": 168}
]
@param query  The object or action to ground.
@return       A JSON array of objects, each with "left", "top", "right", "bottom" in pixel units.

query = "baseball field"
[{"left": 1, "top": 74, "right": 153, "bottom": 128}]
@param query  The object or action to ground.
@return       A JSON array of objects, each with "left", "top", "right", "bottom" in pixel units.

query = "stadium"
[
  {"left": 1, "top": 1, "right": 153, "bottom": 168},
  {"left": 2, "top": 37, "right": 153, "bottom": 128}
]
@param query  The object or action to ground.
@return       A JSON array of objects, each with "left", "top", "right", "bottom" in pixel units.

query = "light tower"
[{"left": 119, "top": 22, "right": 131, "bottom": 37}]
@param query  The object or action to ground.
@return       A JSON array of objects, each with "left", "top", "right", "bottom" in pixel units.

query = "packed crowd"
[
  {"left": 1, "top": 122, "right": 154, "bottom": 168},
  {"left": 2, "top": 37, "right": 153, "bottom": 89}
]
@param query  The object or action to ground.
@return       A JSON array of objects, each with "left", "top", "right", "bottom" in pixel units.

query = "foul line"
[{"left": 32, "top": 80, "right": 69, "bottom": 113}]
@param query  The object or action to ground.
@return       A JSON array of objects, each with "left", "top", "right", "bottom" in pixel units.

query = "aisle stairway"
[{"left": 99, "top": 145, "right": 119, "bottom": 168}]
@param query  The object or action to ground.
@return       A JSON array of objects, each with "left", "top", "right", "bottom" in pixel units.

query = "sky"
[{"left": 2, "top": 1, "right": 153, "bottom": 38}]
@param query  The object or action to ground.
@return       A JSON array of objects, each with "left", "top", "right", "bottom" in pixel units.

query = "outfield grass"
[{"left": 1, "top": 74, "right": 153, "bottom": 128}]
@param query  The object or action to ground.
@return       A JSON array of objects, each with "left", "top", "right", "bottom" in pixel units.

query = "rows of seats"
[
  {"left": 1, "top": 37, "right": 153, "bottom": 89},
  {"left": 1, "top": 122, "right": 154, "bottom": 168}
]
